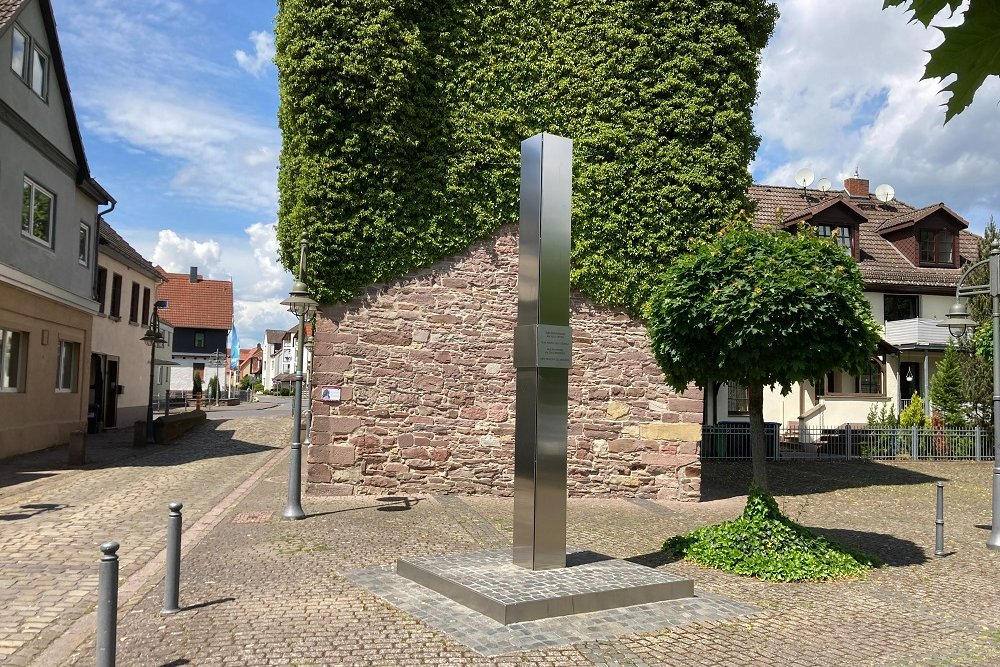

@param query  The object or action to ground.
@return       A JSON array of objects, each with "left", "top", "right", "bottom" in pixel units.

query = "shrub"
[
  {"left": 899, "top": 392, "right": 930, "bottom": 429},
  {"left": 207, "top": 376, "right": 220, "bottom": 400},
  {"left": 253, "top": 382, "right": 265, "bottom": 393},
  {"left": 662, "top": 484, "right": 880, "bottom": 582}
]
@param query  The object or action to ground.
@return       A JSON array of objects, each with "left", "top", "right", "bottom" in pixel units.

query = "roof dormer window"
[{"left": 919, "top": 230, "right": 954, "bottom": 266}]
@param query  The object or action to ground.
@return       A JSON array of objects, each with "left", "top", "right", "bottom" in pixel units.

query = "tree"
[
  {"left": 883, "top": 1, "right": 1000, "bottom": 122},
  {"left": 646, "top": 216, "right": 880, "bottom": 490},
  {"left": 930, "top": 341, "right": 966, "bottom": 427},
  {"left": 275, "top": 0, "right": 778, "bottom": 315}
]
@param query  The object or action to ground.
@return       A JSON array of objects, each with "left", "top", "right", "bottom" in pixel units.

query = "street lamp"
[
  {"left": 304, "top": 331, "right": 315, "bottom": 450},
  {"left": 141, "top": 300, "right": 168, "bottom": 445},
  {"left": 279, "top": 232, "right": 318, "bottom": 520},
  {"left": 940, "top": 240, "right": 1000, "bottom": 550}
]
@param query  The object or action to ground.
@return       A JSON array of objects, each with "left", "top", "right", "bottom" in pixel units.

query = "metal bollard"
[
  {"left": 935, "top": 481, "right": 945, "bottom": 557},
  {"left": 163, "top": 502, "right": 183, "bottom": 614},
  {"left": 96, "top": 541, "right": 119, "bottom": 667}
]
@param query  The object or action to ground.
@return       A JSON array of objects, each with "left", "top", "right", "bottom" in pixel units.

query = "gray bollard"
[
  {"left": 96, "top": 541, "right": 119, "bottom": 667},
  {"left": 935, "top": 481, "right": 945, "bottom": 557},
  {"left": 162, "top": 502, "right": 183, "bottom": 614}
]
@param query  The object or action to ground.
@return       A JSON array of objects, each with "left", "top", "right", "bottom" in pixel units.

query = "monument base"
[{"left": 395, "top": 548, "right": 695, "bottom": 625}]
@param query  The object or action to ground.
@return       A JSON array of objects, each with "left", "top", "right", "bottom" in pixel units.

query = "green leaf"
[
  {"left": 923, "top": 1, "right": 1000, "bottom": 122},
  {"left": 882, "top": 0, "right": 962, "bottom": 27}
]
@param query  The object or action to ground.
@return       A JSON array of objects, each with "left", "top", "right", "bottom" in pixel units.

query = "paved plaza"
[{"left": 2, "top": 415, "right": 1000, "bottom": 665}]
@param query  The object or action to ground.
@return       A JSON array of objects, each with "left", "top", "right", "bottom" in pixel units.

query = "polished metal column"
[{"left": 513, "top": 133, "right": 572, "bottom": 570}]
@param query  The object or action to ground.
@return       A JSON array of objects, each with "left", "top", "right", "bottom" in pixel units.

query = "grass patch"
[{"left": 663, "top": 484, "right": 880, "bottom": 581}]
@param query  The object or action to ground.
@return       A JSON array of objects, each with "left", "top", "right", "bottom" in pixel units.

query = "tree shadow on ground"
[
  {"left": 701, "top": 459, "right": 943, "bottom": 501},
  {"left": 0, "top": 419, "right": 277, "bottom": 493}
]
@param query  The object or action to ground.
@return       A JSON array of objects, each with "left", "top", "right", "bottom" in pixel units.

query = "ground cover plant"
[{"left": 662, "top": 484, "right": 880, "bottom": 581}]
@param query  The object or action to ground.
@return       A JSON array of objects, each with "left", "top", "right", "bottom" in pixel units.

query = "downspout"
[{"left": 93, "top": 198, "right": 117, "bottom": 300}]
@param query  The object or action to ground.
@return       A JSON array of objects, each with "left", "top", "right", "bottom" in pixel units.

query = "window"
[
  {"left": 920, "top": 231, "right": 955, "bottom": 265},
  {"left": 129, "top": 283, "right": 140, "bottom": 323},
  {"left": 727, "top": 384, "right": 749, "bottom": 416},
  {"left": 856, "top": 361, "right": 883, "bottom": 394},
  {"left": 11, "top": 25, "right": 26, "bottom": 79},
  {"left": 884, "top": 295, "right": 918, "bottom": 322},
  {"left": 78, "top": 223, "right": 90, "bottom": 266},
  {"left": 141, "top": 288, "right": 151, "bottom": 326},
  {"left": 194, "top": 332, "right": 205, "bottom": 348},
  {"left": 56, "top": 340, "right": 79, "bottom": 392},
  {"left": 1, "top": 328, "right": 26, "bottom": 392},
  {"left": 96, "top": 267, "right": 108, "bottom": 314},
  {"left": 30, "top": 46, "right": 47, "bottom": 99},
  {"left": 21, "top": 178, "right": 54, "bottom": 247},
  {"left": 110, "top": 274, "right": 122, "bottom": 318},
  {"left": 816, "top": 225, "right": 852, "bottom": 253}
]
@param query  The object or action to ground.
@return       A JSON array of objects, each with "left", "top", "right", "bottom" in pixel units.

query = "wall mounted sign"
[{"left": 320, "top": 386, "right": 342, "bottom": 402}]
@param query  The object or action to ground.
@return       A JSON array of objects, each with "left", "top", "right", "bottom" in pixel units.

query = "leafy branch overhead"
[{"left": 883, "top": 0, "right": 1000, "bottom": 122}]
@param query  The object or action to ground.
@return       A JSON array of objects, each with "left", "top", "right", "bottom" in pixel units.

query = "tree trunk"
[{"left": 748, "top": 383, "right": 768, "bottom": 491}]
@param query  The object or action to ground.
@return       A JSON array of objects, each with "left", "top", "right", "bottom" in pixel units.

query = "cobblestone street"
[{"left": 4, "top": 416, "right": 1000, "bottom": 665}]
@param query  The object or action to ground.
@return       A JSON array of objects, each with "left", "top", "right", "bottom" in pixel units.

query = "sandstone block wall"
[{"left": 307, "top": 226, "right": 703, "bottom": 500}]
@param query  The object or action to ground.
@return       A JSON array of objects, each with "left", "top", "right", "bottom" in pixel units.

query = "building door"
[
  {"left": 104, "top": 359, "right": 119, "bottom": 428},
  {"left": 899, "top": 362, "right": 920, "bottom": 409}
]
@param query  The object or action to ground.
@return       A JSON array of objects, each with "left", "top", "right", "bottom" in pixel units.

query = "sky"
[{"left": 47, "top": 0, "right": 1000, "bottom": 348}]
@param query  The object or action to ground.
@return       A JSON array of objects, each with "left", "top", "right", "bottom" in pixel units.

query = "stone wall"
[{"left": 307, "top": 226, "right": 703, "bottom": 500}]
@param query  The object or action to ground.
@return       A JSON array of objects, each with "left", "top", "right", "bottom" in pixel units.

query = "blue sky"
[{"left": 48, "top": 0, "right": 1000, "bottom": 348}]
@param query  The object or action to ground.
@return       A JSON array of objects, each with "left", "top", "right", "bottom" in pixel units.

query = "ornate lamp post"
[
  {"left": 141, "top": 301, "right": 167, "bottom": 445},
  {"left": 280, "top": 233, "right": 318, "bottom": 520},
  {"left": 941, "top": 240, "right": 1000, "bottom": 550},
  {"left": 304, "top": 331, "right": 315, "bottom": 450}
]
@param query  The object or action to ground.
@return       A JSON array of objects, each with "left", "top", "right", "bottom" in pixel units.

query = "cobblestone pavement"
[
  {"left": 50, "top": 452, "right": 1000, "bottom": 666},
  {"left": 0, "top": 417, "right": 286, "bottom": 666}
]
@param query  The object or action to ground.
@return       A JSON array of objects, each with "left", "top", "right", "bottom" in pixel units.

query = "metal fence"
[{"left": 702, "top": 424, "right": 993, "bottom": 462}]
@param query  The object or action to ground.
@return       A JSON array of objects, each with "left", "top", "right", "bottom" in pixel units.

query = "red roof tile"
[{"left": 155, "top": 268, "right": 234, "bottom": 330}]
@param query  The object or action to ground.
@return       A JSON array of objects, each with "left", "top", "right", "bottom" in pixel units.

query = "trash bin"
[{"left": 87, "top": 404, "right": 100, "bottom": 434}]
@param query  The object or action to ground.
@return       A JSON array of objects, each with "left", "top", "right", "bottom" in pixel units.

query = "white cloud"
[
  {"left": 754, "top": 0, "right": 1000, "bottom": 232},
  {"left": 151, "top": 229, "right": 223, "bottom": 274},
  {"left": 235, "top": 31, "right": 276, "bottom": 77}
]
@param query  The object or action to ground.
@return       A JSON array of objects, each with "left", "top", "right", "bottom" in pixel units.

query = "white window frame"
[
  {"left": 1, "top": 328, "right": 27, "bottom": 393},
  {"left": 79, "top": 222, "right": 91, "bottom": 266},
  {"left": 22, "top": 177, "right": 55, "bottom": 248},
  {"left": 56, "top": 340, "right": 79, "bottom": 393}
]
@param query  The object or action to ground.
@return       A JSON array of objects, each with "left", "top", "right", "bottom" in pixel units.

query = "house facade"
[
  {"left": 155, "top": 267, "right": 234, "bottom": 396},
  {"left": 237, "top": 345, "right": 263, "bottom": 384},
  {"left": 306, "top": 227, "right": 703, "bottom": 500},
  {"left": 263, "top": 324, "right": 311, "bottom": 391},
  {"left": 708, "top": 177, "right": 979, "bottom": 433},
  {"left": 0, "top": 0, "right": 113, "bottom": 457},
  {"left": 90, "top": 223, "right": 164, "bottom": 430}
]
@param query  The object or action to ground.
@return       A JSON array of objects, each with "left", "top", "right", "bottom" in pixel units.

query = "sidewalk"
[
  {"left": 49, "top": 455, "right": 1000, "bottom": 665},
  {"left": 0, "top": 416, "right": 289, "bottom": 666}
]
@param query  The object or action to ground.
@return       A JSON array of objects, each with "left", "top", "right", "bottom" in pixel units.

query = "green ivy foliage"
[
  {"left": 275, "top": 0, "right": 777, "bottom": 314},
  {"left": 644, "top": 216, "right": 881, "bottom": 393},
  {"left": 663, "top": 484, "right": 880, "bottom": 581}
]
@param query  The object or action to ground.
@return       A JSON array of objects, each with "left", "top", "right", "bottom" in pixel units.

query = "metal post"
[
  {"left": 513, "top": 133, "right": 572, "bottom": 570},
  {"left": 976, "top": 426, "right": 982, "bottom": 462},
  {"left": 284, "top": 234, "right": 309, "bottom": 521},
  {"left": 935, "top": 481, "right": 945, "bottom": 556},
  {"left": 845, "top": 424, "right": 852, "bottom": 460},
  {"left": 96, "top": 541, "right": 119, "bottom": 667},
  {"left": 162, "top": 502, "right": 182, "bottom": 613},
  {"left": 989, "top": 244, "right": 1000, "bottom": 549}
]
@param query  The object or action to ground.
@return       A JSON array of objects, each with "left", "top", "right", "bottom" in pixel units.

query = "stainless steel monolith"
[
  {"left": 935, "top": 482, "right": 945, "bottom": 557},
  {"left": 513, "top": 133, "right": 573, "bottom": 570}
]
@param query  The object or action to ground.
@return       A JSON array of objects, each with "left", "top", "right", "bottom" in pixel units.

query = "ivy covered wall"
[{"left": 275, "top": 0, "right": 777, "bottom": 316}]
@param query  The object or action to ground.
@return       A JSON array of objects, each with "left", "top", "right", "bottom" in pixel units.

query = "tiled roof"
[
  {"left": 0, "top": 0, "right": 24, "bottom": 30},
  {"left": 239, "top": 348, "right": 262, "bottom": 363},
  {"left": 265, "top": 329, "right": 285, "bottom": 345},
  {"left": 155, "top": 268, "right": 234, "bottom": 330},
  {"left": 749, "top": 184, "right": 979, "bottom": 292},
  {"left": 99, "top": 223, "right": 162, "bottom": 282}
]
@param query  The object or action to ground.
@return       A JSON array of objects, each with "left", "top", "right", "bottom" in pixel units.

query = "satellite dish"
[
  {"left": 875, "top": 183, "right": 895, "bottom": 203},
  {"left": 794, "top": 168, "right": 815, "bottom": 188},
  {"left": 817, "top": 177, "right": 831, "bottom": 192}
]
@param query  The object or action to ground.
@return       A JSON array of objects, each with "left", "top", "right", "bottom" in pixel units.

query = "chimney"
[
  {"left": 844, "top": 177, "right": 869, "bottom": 198},
  {"left": 189, "top": 267, "right": 198, "bottom": 283}
]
